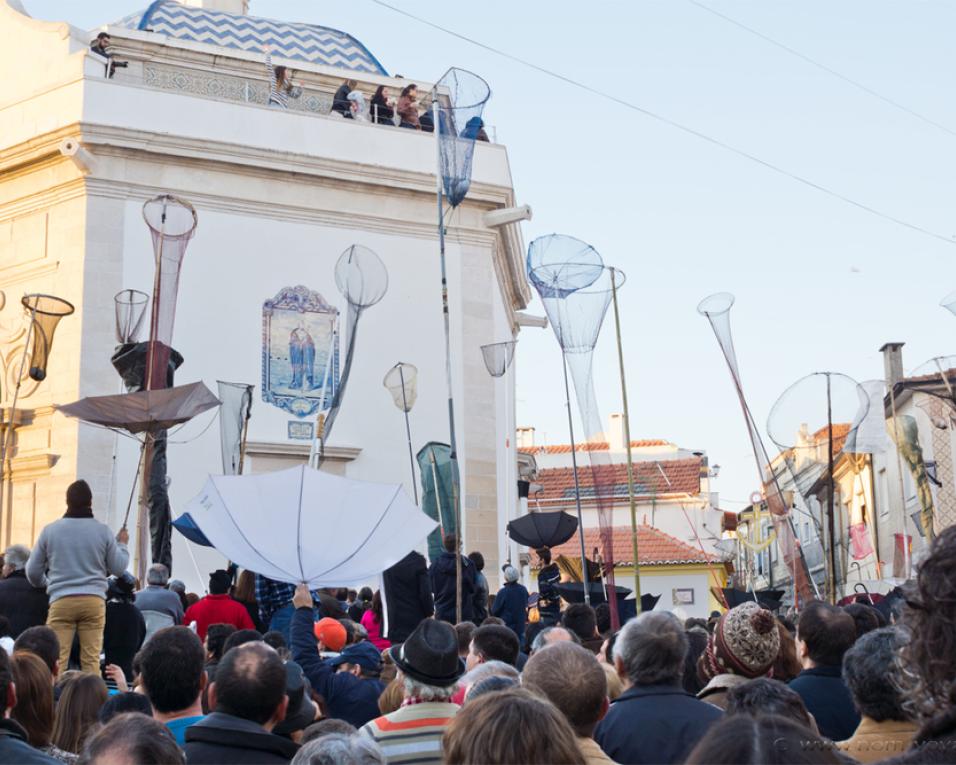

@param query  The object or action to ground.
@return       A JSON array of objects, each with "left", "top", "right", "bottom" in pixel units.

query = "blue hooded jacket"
[{"left": 290, "top": 607, "right": 384, "bottom": 728}]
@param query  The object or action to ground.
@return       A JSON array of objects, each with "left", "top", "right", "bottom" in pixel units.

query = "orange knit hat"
[{"left": 314, "top": 617, "right": 347, "bottom": 652}]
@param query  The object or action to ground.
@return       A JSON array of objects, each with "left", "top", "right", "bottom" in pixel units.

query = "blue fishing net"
[{"left": 434, "top": 68, "right": 491, "bottom": 207}]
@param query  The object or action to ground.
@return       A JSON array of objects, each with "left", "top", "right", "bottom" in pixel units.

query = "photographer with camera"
[{"left": 89, "top": 32, "right": 128, "bottom": 78}]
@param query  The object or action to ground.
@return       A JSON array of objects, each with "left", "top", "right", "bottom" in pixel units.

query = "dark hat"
[
  {"left": 327, "top": 641, "right": 382, "bottom": 674},
  {"left": 273, "top": 661, "right": 316, "bottom": 737},
  {"left": 387, "top": 619, "right": 464, "bottom": 687},
  {"left": 106, "top": 573, "right": 136, "bottom": 601},
  {"left": 66, "top": 480, "right": 93, "bottom": 510}
]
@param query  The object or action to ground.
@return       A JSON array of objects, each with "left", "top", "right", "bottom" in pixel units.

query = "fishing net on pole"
[
  {"left": 218, "top": 381, "right": 253, "bottom": 475},
  {"left": 480, "top": 341, "right": 516, "bottom": 378},
  {"left": 384, "top": 363, "right": 418, "bottom": 413},
  {"left": 140, "top": 194, "right": 198, "bottom": 574},
  {"left": 114, "top": 289, "right": 149, "bottom": 345},
  {"left": 767, "top": 372, "right": 871, "bottom": 592},
  {"left": 20, "top": 294, "right": 74, "bottom": 382},
  {"left": 417, "top": 441, "right": 459, "bottom": 561},
  {"left": 528, "top": 234, "right": 619, "bottom": 626},
  {"left": 142, "top": 195, "right": 197, "bottom": 391},
  {"left": 321, "top": 245, "right": 388, "bottom": 450},
  {"left": 697, "top": 292, "right": 815, "bottom": 606},
  {"left": 433, "top": 68, "right": 491, "bottom": 208}
]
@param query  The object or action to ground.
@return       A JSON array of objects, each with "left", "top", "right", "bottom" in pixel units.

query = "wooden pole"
[{"left": 609, "top": 268, "right": 641, "bottom": 615}]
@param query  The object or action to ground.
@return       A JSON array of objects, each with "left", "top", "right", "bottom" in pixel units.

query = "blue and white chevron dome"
[{"left": 114, "top": 1, "right": 387, "bottom": 75}]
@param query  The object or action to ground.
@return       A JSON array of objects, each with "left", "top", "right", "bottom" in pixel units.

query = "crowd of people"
[
  {"left": 253, "top": 42, "right": 490, "bottom": 139},
  {"left": 0, "top": 479, "right": 955, "bottom": 764},
  {"left": 91, "top": 34, "right": 491, "bottom": 149}
]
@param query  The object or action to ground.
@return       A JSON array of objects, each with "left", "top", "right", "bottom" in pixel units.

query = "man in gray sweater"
[{"left": 26, "top": 480, "right": 129, "bottom": 674}]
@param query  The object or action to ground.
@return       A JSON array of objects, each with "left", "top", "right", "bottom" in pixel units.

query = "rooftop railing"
[{"left": 93, "top": 34, "right": 498, "bottom": 142}]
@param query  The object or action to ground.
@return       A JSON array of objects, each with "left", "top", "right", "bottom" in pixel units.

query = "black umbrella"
[
  {"left": 555, "top": 581, "right": 631, "bottom": 605},
  {"left": 617, "top": 594, "right": 662, "bottom": 622},
  {"left": 507, "top": 511, "right": 578, "bottom": 548},
  {"left": 721, "top": 587, "right": 784, "bottom": 612}
]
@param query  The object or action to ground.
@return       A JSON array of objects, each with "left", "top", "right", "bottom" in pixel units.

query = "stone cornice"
[
  {"left": 245, "top": 440, "right": 360, "bottom": 463},
  {"left": 77, "top": 122, "right": 512, "bottom": 205},
  {"left": 2, "top": 452, "right": 57, "bottom": 481},
  {"left": 1, "top": 122, "right": 529, "bottom": 317}
]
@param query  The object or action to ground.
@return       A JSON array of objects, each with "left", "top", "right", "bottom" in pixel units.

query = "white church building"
[{"left": 0, "top": 0, "right": 531, "bottom": 590}]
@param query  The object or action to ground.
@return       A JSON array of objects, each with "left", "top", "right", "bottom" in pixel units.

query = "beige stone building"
[{"left": 0, "top": 0, "right": 530, "bottom": 589}]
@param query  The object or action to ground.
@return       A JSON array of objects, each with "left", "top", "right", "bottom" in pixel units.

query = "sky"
[{"left": 22, "top": 0, "right": 956, "bottom": 510}]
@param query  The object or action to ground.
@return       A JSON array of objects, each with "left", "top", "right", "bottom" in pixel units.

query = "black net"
[
  {"left": 142, "top": 195, "right": 197, "bottom": 390},
  {"left": 480, "top": 341, "right": 515, "bottom": 378},
  {"left": 217, "top": 381, "right": 253, "bottom": 475},
  {"left": 20, "top": 294, "right": 74, "bottom": 382},
  {"left": 114, "top": 289, "right": 149, "bottom": 344},
  {"left": 434, "top": 68, "right": 491, "bottom": 207},
  {"left": 321, "top": 245, "right": 388, "bottom": 447}
]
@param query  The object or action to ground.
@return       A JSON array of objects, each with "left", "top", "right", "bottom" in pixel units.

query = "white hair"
[
  {"left": 3, "top": 545, "right": 29, "bottom": 571},
  {"left": 459, "top": 659, "right": 519, "bottom": 693},
  {"left": 146, "top": 563, "right": 170, "bottom": 586},
  {"left": 292, "top": 734, "right": 384, "bottom": 765},
  {"left": 401, "top": 675, "right": 458, "bottom": 702}
]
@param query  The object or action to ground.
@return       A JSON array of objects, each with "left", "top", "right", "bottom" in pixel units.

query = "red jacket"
[{"left": 184, "top": 594, "right": 254, "bottom": 640}]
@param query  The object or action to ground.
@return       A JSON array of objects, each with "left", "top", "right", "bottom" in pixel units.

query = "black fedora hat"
[{"left": 387, "top": 619, "right": 464, "bottom": 687}]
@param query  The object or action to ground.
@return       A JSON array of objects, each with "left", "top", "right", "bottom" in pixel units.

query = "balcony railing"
[{"left": 98, "top": 35, "right": 498, "bottom": 141}]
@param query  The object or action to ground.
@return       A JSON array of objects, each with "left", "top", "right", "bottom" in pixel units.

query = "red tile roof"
[
  {"left": 810, "top": 422, "right": 851, "bottom": 453},
  {"left": 526, "top": 439, "right": 671, "bottom": 455},
  {"left": 532, "top": 457, "right": 702, "bottom": 504},
  {"left": 531, "top": 523, "right": 718, "bottom": 567}
]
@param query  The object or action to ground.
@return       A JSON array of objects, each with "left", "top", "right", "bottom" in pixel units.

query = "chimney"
[
  {"left": 880, "top": 343, "right": 905, "bottom": 388},
  {"left": 516, "top": 427, "right": 535, "bottom": 450},
  {"left": 607, "top": 413, "right": 626, "bottom": 452}
]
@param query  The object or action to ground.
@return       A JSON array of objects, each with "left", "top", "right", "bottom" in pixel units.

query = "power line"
[
  {"left": 368, "top": 0, "right": 956, "bottom": 247},
  {"left": 686, "top": 0, "right": 956, "bottom": 140}
]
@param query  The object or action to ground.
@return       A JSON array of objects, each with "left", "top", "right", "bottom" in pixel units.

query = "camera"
[{"left": 108, "top": 60, "right": 129, "bottom": 79}]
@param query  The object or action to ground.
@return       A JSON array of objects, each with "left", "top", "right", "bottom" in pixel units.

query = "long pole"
[
  {"left": 434, "top": 100, "right": 462, "bottom": 623},
  {"left": 826, "top": 374, "right": 838, "bottom": 603},
  {"left": 0, "top": 309, "right": 36, "bottom": 535},
  {"left": 398, "top": 366, "right": 418, "bottom": 505},
  {"left": 137, "top": 200, "right": 168, "bottom": 580},
  {"left": 609, "top": 268, "right": 642, "bottom": 613},
  {"left": 562, "top": 355, "right": 591, "bottom": 605},
  {"left": 237, "top": 392, "right": 251, "bottom": 475}
]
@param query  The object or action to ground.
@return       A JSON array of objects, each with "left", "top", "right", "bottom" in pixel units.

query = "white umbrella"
[{"left": 182, "top": 465, "right": 435, "bottom": 587}]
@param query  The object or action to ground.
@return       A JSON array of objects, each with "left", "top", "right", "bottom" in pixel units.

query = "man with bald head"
[
  {"left": 529, "top": 625, "right": 578, "bottom": 654},
  {"left": 183, "top": 641, "right": 297, "bottom": 764},
  {"left": 523, "top": 642, "right": 614, "bottom": 764}
]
